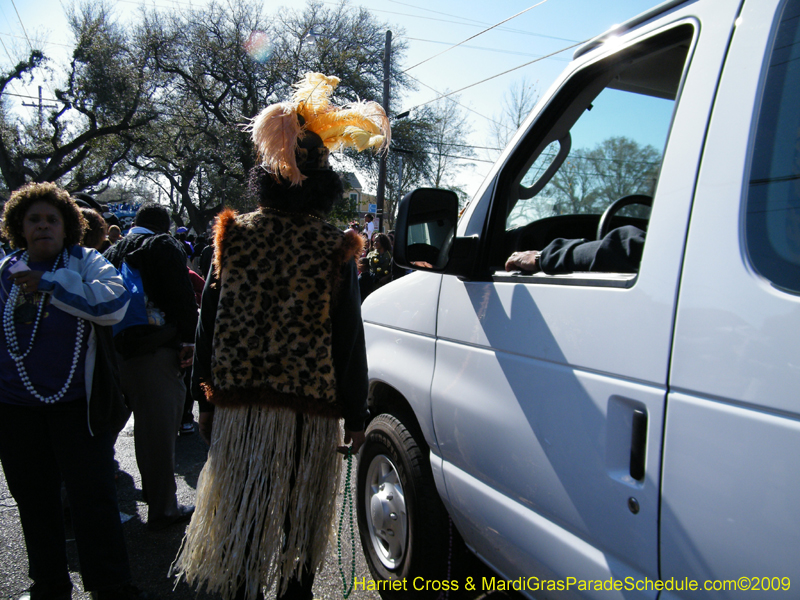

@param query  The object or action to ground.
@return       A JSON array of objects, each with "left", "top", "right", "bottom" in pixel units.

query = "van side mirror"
[
  {"left": 395, "top": 188, "right": 477, "bottom": 279},
  {"left": 395, "top": 188, "right": 457, "bottom": 271}
]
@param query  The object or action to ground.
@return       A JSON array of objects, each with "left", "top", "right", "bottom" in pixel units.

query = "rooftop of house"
[{"left": 341, "top": 172, "right": 363, "bottom": 191}]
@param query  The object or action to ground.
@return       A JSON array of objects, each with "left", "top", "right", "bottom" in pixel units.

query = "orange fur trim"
[{"left": 212, "top": 208, "right": 239, "bottom": 278}]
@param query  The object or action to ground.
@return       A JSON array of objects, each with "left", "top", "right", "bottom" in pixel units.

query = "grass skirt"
[{"left": 171, "top": 405, "right": 343, "bottom": 600}]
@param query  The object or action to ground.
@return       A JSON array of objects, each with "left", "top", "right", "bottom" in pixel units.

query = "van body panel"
[
  {"left": 664, "top": 0, "right": 800, "bottom": 593},
  {"left": 660, "top": 394, "right": 800, "bottom": 597},
  {"left": 363, "top": 321, "right": 439, "bottom": 450},
  {"left": 442, "top": 461, "right": 658, "bottom": 600},
  {"left": 669, "top": 0, "right": 800, "bottom": 413},
  {"left": 361, "top": 270, "right": 441, "bottom": 337},
  {"left": 431, "top": 338, "right": 665, "bottom": 578}
]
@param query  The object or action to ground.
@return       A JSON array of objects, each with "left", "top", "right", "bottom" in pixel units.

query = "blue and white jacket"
[{"left": 0, "top": 245, "right": 130, "bottom": 433}]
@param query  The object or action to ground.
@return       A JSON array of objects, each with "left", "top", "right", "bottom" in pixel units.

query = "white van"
[{"left": 356, "top": 0, "right": 800, "bottom": 598}]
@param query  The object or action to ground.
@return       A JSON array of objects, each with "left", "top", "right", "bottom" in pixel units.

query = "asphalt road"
[
  {"left": 0, "top": 409, "right": 381, "bottom": 600},
  {"left": 0, "top": 409, "right": 513, "bottom": 600},
  {"left": 0, "top": 412, "right": 520, "bottom": 600}
]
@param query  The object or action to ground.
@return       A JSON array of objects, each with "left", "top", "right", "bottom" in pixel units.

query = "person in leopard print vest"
[{"left": 171, "top": 73, "right": 389, "bottom": 600}]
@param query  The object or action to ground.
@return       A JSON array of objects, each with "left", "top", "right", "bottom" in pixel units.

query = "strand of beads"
[
  {"left": 3, "top": 248, "right": 86, "bottom": 404},
  {"left": 337, "top": 448, "right": 356, "bottom": 599},
  {"left": 17, "top": 317, "right": 85, "bottom": 404},
  {"left": 2, "top": 250, "right": 62, "bottom": 361}
]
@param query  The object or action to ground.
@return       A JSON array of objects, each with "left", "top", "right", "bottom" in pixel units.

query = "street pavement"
[
  {"left": 1, "top": 408, "right": 512, "bottom": 600},
  {"left": 0, "top": 408, "right": 381, "bottom": 600}
]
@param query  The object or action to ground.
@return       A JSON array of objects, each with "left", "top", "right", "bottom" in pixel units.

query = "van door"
[
  {"left": 662, "top": 0, "right": 800, "bottom": 595},
  {"left": 429, "top": 2, "right": 743, "bottom": 594}
]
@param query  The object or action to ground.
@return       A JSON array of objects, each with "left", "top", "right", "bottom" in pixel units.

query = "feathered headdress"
[{"left": 246, "top": 73, "right": 391, "bottom": 186}]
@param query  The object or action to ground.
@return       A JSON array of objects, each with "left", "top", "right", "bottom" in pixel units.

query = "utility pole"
[
  {"left": 395, "top": 155, "right": 403, "bottom": 232},
  {"left": 21, "top": 86, "right": 57, "bottom": 128},
  {"left": 375, "top": 30, "right": 391, "bottom": 233}
]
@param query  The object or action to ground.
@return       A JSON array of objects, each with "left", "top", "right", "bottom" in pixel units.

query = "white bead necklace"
[{"left": 2, "top": 249, "right": 86, "bottom": 404}]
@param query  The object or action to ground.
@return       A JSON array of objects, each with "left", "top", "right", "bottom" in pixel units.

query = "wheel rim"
[{"left": 364, "top": 453, "right": 408, "bottom": 570}]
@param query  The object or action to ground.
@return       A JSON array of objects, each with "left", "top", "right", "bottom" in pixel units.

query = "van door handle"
[{"left": 629, "top": 409, "right": 647, "bottom": 481}]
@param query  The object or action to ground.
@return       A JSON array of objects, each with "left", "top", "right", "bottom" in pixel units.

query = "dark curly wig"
[
  {"left": 1, "top": 182, "right": 86, "bottom": 250},
  {"left": 247, "top": 166, "right": 344, "bottom": 217}
]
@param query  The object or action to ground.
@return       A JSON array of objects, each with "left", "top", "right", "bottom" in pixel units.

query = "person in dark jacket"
[
  {"left": 103, "top": 203, "right": 198, "bottom": 531},
  {"left": 197, "top": 243, "right": 214, "bottom": 278},
  {"left": 171, "top": 71, "right": 384, "bottom": 600},
  {"left": 505, "top": 225, "right": 646, "bottom": 274}
]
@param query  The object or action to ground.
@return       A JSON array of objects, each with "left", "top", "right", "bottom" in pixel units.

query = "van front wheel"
[{"left": 356, "top": 413, "right": 449, "bottom": 594}]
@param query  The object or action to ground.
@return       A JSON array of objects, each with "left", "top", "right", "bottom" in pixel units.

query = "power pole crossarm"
[{"left": 21, "top": 86, "right": 57, "bottom": 127}]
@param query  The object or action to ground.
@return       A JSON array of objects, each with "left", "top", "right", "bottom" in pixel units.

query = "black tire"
[{"left": 356, "top": 413, "right": 450, "bottom": 597}]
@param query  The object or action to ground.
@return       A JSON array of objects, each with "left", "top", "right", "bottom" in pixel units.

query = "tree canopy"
[
  {"left": 0, "top": 0, "right": 511, "bottom": 232},
  {"left": 0, "top": 3, "right": 158, "bottom": 194}
]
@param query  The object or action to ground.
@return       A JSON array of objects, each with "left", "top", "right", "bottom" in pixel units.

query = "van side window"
[
  {"left": 499, "top": 26, "right": 693, "bottom": 278},
  {"left": 746, "top": 0, "right": 800, "bottom": 293}
]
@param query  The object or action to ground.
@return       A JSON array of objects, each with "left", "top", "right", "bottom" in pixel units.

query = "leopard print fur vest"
[{"left": 203, "top": 207, "right": 362, "bottom": 419}]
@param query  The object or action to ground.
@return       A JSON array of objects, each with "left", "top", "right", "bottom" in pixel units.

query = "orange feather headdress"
[{"left": 245, "top": 73, "right": 391, "bottom": 186}]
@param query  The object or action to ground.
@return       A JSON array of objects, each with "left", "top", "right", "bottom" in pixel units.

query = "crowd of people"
[
  {"left": 347, "top": 219, "right": 404, "bottom": 301},
  {"left": 0, "top": 72, "right": 389, "bottom": 600}
]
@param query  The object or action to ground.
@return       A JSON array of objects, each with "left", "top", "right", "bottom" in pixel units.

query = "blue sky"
[{"left": 1, "top": 0, "right": 664, "bottom": 195}]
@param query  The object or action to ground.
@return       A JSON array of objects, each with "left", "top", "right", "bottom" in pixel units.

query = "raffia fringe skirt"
[{"left": 171, "top": 405, "right": 343, "bottom": 600}]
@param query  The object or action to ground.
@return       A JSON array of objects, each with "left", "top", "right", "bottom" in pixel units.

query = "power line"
[
  {"left": 0, "top": 3, "right": 33, "bottom": 102},
  {"left": 448, "top": 142, "right": 504, "bottom": 151},
  {"left": 0, "top": 33, "right": 26, "bottom": 99},
  {"left": 385, "top": 1, "right": 577, "bottom": 126},
  {"left": 9, "top": 0, "right": 32, "bottom": 51},
  {"left": 392, "top": 0, "right": 579, "bottom": 41},
  {"left": 403, "top": 71, "right": 504, "bottom": 128},
  {"left": 405, "top": 36, "right": 571, "bottom": 61},
  {"left": 0, "top": 44, "right": 51, "bottom": 114},
  {"left": 8, "top": 0, "right": 58, "bottom": 101},
  {"left": 404, "top": 39, "right": 585, "bottom": 113},
  {"left": 430, "top": 152, "right": 495, "bottom": 164},
  {"left": 324, "top": 0, "right": 580, "bottom": 44},
  {"left": 2, "top": 90, "right": 62, "bottom": 103},
  {"left": 400, "top": 0, "right": 552, "bottom": 74},
  {"left": 0, "top": 31, "right": 72, "bottom": 49}
]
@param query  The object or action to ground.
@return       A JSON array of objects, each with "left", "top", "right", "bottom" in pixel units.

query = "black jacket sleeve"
[
  {"left": 192, "top": 270, "right": 220, "bottom": 412},
  {"left": 331, "top": 259, "right": 369, "bottom": 431},
  {"left": 540, "top": 225, "right": 646, "bottom": 274}
]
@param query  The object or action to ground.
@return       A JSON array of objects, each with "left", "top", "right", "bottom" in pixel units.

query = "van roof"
[{"left": 574, "top": 0, "right": 689, "bottom": 59}]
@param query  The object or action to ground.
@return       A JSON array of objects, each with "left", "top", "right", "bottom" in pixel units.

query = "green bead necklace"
[{"left": 337, "top": 448, "right": 356, "bottom": 599}]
